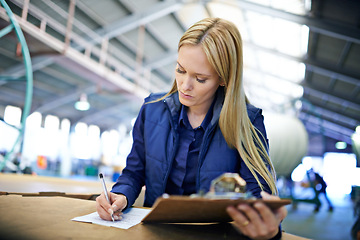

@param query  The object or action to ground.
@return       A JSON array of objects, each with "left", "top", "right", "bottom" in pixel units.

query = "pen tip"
[{"left": 99, "top": 173, "right": 103, "bottom": 178}]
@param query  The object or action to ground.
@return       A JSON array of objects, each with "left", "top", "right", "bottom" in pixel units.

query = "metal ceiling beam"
[
  {"left": 32, "top": 85, "right": 97, "bottom": 113},
  {"left": 299, "top": 112, "right": 354, "bottom": 144},
  {"left": 303, "top": 86, "right": 360, "bottom": 118},
  {"left": 244, "top": 40, "right": 360, "bottom": 88},
  {"left": 74, "top": 99, "right": 140, "bottom": 129},
  {"left": 1, "top": 0, "right": 163, "bottom": 93},
  {"left": 80, "top": 0, "right": 179, "bottom": 85},
  {"left": 304, "top": 123, "right": 352, "bottom": 145},
  {"left": 144, "top": 50, "right": 177, "bottom": 70},
  {"left": 118, "top": 0, "right": 172, "bottom": 51},
  {"left": 229, "top": 0, "right": 360, "bottom": 45},
  {"left": 0, "top": 55, "right": 59, "bottom": 84},
  {"left": 115, "top": 0, "right": 177, "bottom": 82},
  {"left": 52, "top": 56, "right": 127, "bottom": 91},
  {"left": 301, "top": 102, "right": 359, "bottom": 128},
  {"left": 43, "top": 0, "right": 168, "bottom": 91},
  {"left": 0, "top": 86, "right": 25, "bottom": 101},
  {"left": 89, "top": 0, "right": 183, "bottom": 46},
  {"left": 305, "top": 58, "right": 360, "bottom": 88},
  {"left": 0, "top": 2, "right": 150, "bottom": 97}
]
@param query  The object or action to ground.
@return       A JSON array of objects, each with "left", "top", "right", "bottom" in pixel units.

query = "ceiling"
[{"left": 0, "top": 0, "right": 359, "bottom": 156}]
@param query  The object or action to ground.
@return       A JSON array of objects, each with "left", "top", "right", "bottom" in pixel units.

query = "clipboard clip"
[{"left": 192, "top": 173, "right": 254, "bottom": 200}]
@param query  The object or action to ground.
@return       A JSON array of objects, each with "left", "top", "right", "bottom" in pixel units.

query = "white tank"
[
  {"left": 352, "top": 130, "right": 360, "bottom": 164},
  {"left": 263, "top": 112, "right": 309, "bottom": 176}
]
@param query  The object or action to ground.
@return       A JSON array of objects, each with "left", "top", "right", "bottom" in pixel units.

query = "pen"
[{"left": 99, "top": 173, "right": 115, "bottom": 222}]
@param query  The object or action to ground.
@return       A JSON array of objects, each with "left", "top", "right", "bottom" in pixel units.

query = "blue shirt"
[{"left": 165, "top": 101, "right": 214, "bottom": 195}]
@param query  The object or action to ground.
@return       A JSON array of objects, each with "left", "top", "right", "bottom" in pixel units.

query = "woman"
[{"left": 96, "top": 17, "right": 287, "bottom": 239}]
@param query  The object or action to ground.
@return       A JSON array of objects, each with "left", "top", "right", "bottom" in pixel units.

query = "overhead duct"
[{"left": 263, "top": 112, "right": 308, "bottom": 177}]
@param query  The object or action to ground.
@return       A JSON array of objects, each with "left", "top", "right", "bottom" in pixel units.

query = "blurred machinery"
[
  {"left": 352, "top": 127, "right": 360, "bottom": 167},
  {"left": 263, "top": 112, "right": 309, "bottom": 177}
]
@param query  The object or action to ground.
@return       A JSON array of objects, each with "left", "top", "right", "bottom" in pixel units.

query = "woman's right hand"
[{"left": 96, "top": 192, "right": 128, "bottom": 221}]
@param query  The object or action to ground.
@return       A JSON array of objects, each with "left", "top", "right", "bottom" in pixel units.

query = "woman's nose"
[{"left": 182, "top": 76, "right": 193, "bottom": 91}]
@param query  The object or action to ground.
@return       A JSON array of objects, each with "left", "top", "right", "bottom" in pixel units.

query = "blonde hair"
[{"left": 157, "top": 18, "right": 277, "bottom": 194}]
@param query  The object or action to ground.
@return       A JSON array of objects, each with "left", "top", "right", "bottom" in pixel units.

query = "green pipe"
[
  {"left": 0, "top": 0, "right": 33, "bottom": 171},
  {"left": 0, "top": 24, "right": 13, "bottom": 38}
]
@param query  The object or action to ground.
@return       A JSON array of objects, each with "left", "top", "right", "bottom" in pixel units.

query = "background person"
[{"left": 307, "top": 168, "right": 334, "bottom": 212}]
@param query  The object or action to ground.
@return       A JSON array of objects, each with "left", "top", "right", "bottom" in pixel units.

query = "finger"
[
  {"left": 113, "top": 213, "right": 123, "bottom": 221},
  {"left": 226, "top": 206, "right": 250, "bottom": 234},
  {"left": 98, "top": 192, "right": 112, "bottom": 209},
  {"left": 227, "top": 205, "right": 248, "bottom": 224},
  {"left": 96, "top": 192, "right": 117, "bottom": 219},
  {"left": 260, "top": 191, "right": 288, "bottom": 221},
  {"left": 253, "top": 201, "right": 276, "bottom": 222},
  {"left": 260, "top": 191, "right": 274, "bottom": 199},
  {"left": 253, "top": 202, "right": 279, "bottom": 233},
  {"left": 96, "top": 194, "right": 113, "bottom": 221},
  {"left": 235, "top": 204, "right": 265, "bottom": 236},
  {"left": 111, "top": 194, "right": 128, "bottom": 212},
  {"left": 271, "top": 205, "right": 288, "bottom": 222},
  {"left": 253, "top": 202, "right": 281, "bottom": 238},
  {"left": 236, "top": 203, "right": 262, "bottom": 224}
]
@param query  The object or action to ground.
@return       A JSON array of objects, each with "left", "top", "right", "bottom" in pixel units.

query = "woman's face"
[{"left": 175, "top": 44, "right": 221, "bottom": 113}]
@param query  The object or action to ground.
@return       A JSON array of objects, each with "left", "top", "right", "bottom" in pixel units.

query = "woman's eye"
[
  {"left": 176, "top": 68, "right": 185, "bottom": 74},
  {"left": 196, "top": 78, "right": 206, "bottom": 83}
]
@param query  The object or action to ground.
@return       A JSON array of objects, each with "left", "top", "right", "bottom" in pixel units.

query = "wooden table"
[
  {"left": 0, "top": 173, "right": 108, "bottom": 199},
  {"left": 0, "top": 173, "right": 145, "bottom": 205},
  {"left": 0, "top": 173, "right": 308, "bottom": 239},
  {"left": 0, "top": 195, "right": 308, "bottom": 240}
]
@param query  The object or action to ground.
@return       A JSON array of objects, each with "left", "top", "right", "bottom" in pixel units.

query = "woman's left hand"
[{"left": 226, "top": 191, "right": 287, "bottom": 240}]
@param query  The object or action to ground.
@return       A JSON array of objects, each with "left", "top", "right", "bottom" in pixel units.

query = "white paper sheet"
[{"left": 72, "top": 208, "right": 152, "bottom": 229}]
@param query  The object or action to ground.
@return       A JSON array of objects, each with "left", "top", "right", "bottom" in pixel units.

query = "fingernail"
[
  {"left": 114, "top": 215, "right": 122, "bottom": 220},
  {"left": 237, "top": 204, "right": 247, "bottom": 210},
  {"left": 108, "top": 208, "right": 114, "bottom": 215},
  {"left": 254, "top": 202, "right": 262, "bottom": 208}
]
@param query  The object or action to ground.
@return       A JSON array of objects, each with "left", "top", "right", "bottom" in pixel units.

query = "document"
[{"left": 72, "top": 207, "right": 151, "bottom": 229}]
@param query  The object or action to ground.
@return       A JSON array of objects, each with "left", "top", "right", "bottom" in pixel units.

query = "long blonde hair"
[{"left": 158, "top": 18, "right": 277, "bottom": 194}]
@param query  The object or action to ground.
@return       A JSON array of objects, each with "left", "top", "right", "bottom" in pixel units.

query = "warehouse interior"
[{"left": 0, "top": 0, "right": 360, "bottom": 239}]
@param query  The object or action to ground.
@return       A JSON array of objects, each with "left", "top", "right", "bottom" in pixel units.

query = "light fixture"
[
  {"left": 335, "top": 141, "right": 347, "bottom": 150},
  {"left": 74, "top": 93, "right": 90, "bottom": 111}
]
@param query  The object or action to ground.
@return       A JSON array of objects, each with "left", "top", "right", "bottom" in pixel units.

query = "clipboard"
[{"left": 142, "top": 195, "right": 291, "bottom": 223}]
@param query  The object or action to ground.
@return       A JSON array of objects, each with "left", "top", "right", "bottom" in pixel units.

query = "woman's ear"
[{"left": 219, "top": 78, "right": 225, "bottom": 86}]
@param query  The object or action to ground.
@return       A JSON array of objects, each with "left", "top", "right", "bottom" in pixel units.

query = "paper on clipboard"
[{"left": 142, "top": 195, "right": 291, "bottom": 223}]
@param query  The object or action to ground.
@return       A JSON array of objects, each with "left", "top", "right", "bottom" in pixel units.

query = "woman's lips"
[{"left": 180, "top": 91, "right": 193, "bottom": 99}]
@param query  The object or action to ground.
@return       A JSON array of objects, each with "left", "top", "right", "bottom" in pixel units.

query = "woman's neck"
[{"left": 187, "top": 107, "right": 208, "bottom": 129}]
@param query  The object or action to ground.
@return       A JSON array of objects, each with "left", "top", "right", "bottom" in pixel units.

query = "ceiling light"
[
  {"left": 74, "top": 93, "right": 90, "bottom": 111},
  {"left": 335, "top": 141, "right": 347, "bottom": 150}
]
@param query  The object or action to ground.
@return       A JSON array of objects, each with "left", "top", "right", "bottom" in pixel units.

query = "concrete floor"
[{"left": 281, "top": 195, "right": 355, "bottom": 240}]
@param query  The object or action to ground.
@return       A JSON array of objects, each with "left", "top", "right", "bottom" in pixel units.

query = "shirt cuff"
[{"left": 268, "top": 226, "right": 282, "bottom": 240}]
